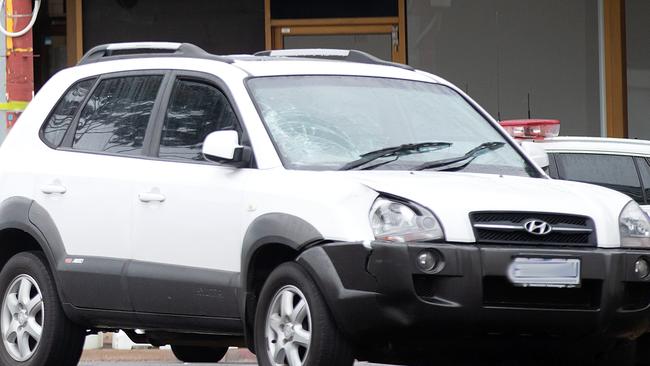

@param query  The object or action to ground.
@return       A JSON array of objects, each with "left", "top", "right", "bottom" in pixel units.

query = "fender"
[
  {"left": 0, "top": 197, "right": 67, "bottom": 302},
  {"left": 239, "top": 213, "right": 322, "bottom": 347},
  {"left": 240, "top": 213, "right": 323, "bottom": 290},
  {"left": 296, "top": 243, "right": 386, "bottom": 339}
]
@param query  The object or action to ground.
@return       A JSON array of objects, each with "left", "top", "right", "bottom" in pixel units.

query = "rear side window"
[
  {"left": 158, "top": 79, "right": 239, "bottom": 161},
  {"left": 555, "top": 153, "right": 643, "bottom": 203},
  {"left": 42, "top": 78, "right": 96, "bottom": 147},
  {"left": 72, "top": 75, "right": 163, "bottom": 156}
]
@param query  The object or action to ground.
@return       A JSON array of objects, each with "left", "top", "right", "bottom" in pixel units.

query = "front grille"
[{"left": 470, "top": 211, "right": 596, "bottom": 246}]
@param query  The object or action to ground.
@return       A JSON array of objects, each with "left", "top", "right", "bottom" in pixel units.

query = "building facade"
[{"left": 13, "top": 0, "right": 650, "bottom": 140}]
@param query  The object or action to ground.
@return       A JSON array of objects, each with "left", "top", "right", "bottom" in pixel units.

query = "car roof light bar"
[{"left": 499, "top": 119, "right": 561, "bottom": 140}]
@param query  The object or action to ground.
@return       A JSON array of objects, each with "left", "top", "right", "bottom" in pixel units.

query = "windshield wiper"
[
  {"left": 339, "top": 142, "right": 452, "bottom": 171},
  {"left": 413, "top": 141, "right": 505, "bottom": 171}
]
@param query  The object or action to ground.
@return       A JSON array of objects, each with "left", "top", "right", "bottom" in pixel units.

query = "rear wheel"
[
  {"left": 171, "top": 345, "right": 228, "bottom": 363},
  {"left": 594, "top": 339, "right": 635, "bottom": 366},
  {"left": 0, "top": 251, "right": 85, "bottom": 366},
  {"left": 254, "top": 262, "right": 354, "bottom": 366}
]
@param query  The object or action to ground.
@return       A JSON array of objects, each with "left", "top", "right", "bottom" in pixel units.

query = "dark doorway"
[{"left": 33, "top": 0, "right": 67, "bottom": 91}]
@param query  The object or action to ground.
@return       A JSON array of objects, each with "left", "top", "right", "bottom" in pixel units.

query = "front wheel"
[
  {"left": 254, "top": 262, "right": 354, "bottom": 366},
  {"left": 0, "top": 251, "right": 85, "bottom": 366}
]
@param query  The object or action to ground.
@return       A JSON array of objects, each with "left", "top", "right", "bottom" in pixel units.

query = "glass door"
[{"left": 270, "top": 19, "right": 404, "bottom": 63}]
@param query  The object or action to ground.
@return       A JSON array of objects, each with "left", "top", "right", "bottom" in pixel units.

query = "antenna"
[
  {"left": 527, "top": 93, "right": 531, "bottom": 119},
  {"left": 495, "top": 11, "right": 501, "bottom": 121}
]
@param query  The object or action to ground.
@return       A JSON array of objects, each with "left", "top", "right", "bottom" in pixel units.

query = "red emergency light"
[{"left": 499, "top": 119, "right": 560, "bottom": 140}]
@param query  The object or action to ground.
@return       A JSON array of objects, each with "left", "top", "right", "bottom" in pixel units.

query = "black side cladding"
[
  {"left": 240, "top": 213, "right": 323, "bottom": 346},
  {"left": 241, "top": 212, "right": 323, "bottom": 288}
]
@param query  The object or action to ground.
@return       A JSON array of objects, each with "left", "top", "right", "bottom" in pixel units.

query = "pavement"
[
  {"left": 80, "top": 349, "right": 254, "bottom": 363},
  {"left": 78, "top": 349, "right": 389, "bottom": 366}
]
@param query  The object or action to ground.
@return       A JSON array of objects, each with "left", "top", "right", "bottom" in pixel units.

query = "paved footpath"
[
  {"left": 78, "top": 349, "right": 388, "bottom": 365},
  {"left": 78, "top": 349, "right": 391, "bottom": 365}
]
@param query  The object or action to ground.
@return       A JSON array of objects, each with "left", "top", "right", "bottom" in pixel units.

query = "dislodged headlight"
[
  {"left": 370, "top": 197, "right": 444, "bottom": 242},
  {"left": 620, "top": 201, "right": 650, "bottom": 247}
]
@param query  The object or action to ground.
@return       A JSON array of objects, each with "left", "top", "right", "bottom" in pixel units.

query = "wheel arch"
[
  {"left": 0, "top": 197, "right": 68, "bottom": 302},
  {"left": 240, "top": 213, "right": 323, "bottom": 350}
]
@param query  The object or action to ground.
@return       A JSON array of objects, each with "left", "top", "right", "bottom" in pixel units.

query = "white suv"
[{"left": 0, "top": 42, "right": 648, "bottom": 366}]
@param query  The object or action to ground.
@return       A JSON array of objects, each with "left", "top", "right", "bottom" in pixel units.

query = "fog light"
[
  {"left": 635, "top": 258, "right": 649, "bottom": 279},
  {"left": 416, "top": 251, "right": 438, "bottom": 272}
]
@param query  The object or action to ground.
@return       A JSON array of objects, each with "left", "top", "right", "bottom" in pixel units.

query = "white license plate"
[{"left": 507, "top": 257, "right": 581, "bottom": 288}]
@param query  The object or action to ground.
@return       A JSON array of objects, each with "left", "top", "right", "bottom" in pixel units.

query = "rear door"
[{"left": 33, "top": 72, "right": 167, "bottom": 311}]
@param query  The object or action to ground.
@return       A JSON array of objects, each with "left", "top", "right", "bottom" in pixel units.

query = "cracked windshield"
[{"left": 249, "top": 76, "right": 536, "bottom": 176}]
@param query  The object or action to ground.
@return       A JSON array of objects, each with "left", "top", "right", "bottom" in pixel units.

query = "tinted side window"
[
  {"left": 159, "top": 79, "right": 239, "bottom": 161},
  {"left": 556, "top": 153, "right": 643, "bottom": 203},
  {"left": 72, "top": 75, "right": 163, "bottom": 155},
  {"left": 636, "top": 157, "right": 650, "bottom": 204},
  {"left": 42, "top": 78, "right": 96, "bottom": 147}
]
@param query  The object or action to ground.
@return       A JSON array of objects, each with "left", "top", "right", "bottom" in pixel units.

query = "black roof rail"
[
  {"left": 254, "top": 48, "right": 414, "bottom": 71},
  {"left": 77, "top": 42, "right": 234, "bottom": 65}
]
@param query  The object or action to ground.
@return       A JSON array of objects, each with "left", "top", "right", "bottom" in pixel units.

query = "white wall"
[
  {"left": 626, "top": 0, "right": 650, "bottom": 140},
  {"left": 407, "top": 0, "right": 601, "bottom": 136}
]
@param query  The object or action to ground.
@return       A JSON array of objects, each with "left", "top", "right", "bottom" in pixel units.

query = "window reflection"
[
  {"left": 159, "top": 79, "right": 239, "bottom": 162},
  {"left": 42, "top": 78, "right": 96, "bottom": 147},
  {"left": 73, "top": 75, "right": 163, "bottom": 155}
]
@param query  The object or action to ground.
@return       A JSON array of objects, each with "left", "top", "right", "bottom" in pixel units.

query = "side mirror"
[
  {"left": 520, "top": 140, "right": 549, "bottom": 170},
  {"left": 202, "top": 130, "right": 251, "bottom": 166}
]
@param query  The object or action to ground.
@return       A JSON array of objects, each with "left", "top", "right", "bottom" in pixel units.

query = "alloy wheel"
[
  {"left": 265, "top": 285, "right": 312, "bottom": 366},
  {"left": 1, "top": 274, "right": 44, "bottom": 361}
]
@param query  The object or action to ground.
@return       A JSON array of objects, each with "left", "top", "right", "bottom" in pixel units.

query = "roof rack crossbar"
[
  {"left": 77, "top": 42, "right": 233, "bottom": 65},
  {"left": 254, "top": 48, "right": 414, "bottom": 71}
]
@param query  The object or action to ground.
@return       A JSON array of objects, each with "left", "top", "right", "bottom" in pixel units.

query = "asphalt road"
[
  {"left": 79, "top": 363, "right": 384, "bottom": 366},
  {"left": 80, "top": 364, "right": 227, "bottom": 366},
  {"left": 80, "top": 364, "right": 247, "bottom": 366}
]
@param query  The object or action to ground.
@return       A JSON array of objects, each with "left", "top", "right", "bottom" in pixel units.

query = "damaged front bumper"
[{"left": 296, "top": 241, "right": 650, "bottom": 344}]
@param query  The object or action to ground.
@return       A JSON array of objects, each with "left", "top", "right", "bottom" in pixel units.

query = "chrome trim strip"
[
  {"left": 473, "top": 223, "right": 523, "bottom": 230},
  {"left": 473, "top": 223, "right": 593, "bottom": 233},
  {"left": 550, "top": 227, "right": 593, "bottom": 233}
]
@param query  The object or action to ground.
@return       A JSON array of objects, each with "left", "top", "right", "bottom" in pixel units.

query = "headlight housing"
[
  {"left": 369, "top": 196, "right": 444, "bottom": 242},
  {"left": 619, "top": 201, "right": 650, "bottom": 247}
]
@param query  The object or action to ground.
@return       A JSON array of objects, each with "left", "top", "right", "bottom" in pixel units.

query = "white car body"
[
  {"left": 0, "top": 57, "right": 631, "bottom": 273},
  {"left": 0, "top": 43, "right": 648, "bottom": 365}
]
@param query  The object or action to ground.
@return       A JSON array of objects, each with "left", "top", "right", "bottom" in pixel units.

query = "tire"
[
  {"left": 171, "top": 345, "right": 228, "bottom": 362},
  {"left": 254, "top": 262, "right": 354, "bottom": 366},
  {"left": 0, "top": 251, "right": 85, "bottom": 366},
  {"left": 594, "top": 339, "right": 635, "bottom": 366},
  {"left": 636, "top": 334, "right": 650, "bottom": 366}
]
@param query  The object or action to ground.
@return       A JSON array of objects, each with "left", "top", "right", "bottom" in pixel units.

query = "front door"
[{"left": 129, "top": 73, "right": 248, "bottom": 319}]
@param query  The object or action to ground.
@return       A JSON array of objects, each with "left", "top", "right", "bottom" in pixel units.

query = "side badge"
[{"left": 64, "top": 258, "right": 85, "bottom": 264}]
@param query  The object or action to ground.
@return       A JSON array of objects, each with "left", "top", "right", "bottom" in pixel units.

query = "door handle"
[
  {"left": 41, "top": 182, "right": 67, "bottom": 195},
  {"left": 138, "top": 192, "right": 166, "bottom": 203}
]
